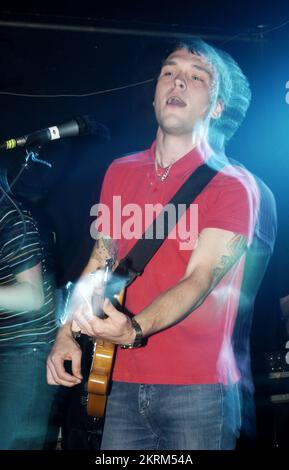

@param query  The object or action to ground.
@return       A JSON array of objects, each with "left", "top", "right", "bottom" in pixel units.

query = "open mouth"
[{"left": 166, "top": 96, "right": 186, "bottom": 107}]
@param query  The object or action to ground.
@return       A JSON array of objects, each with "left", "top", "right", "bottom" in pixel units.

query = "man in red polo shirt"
[{"left": 47, "top": 39, "right": 270, "bottom": 449}]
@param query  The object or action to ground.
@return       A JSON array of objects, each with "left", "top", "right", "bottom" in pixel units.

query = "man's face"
[{"left": 154, "top": 48, "right": 219, "bottom": 137}]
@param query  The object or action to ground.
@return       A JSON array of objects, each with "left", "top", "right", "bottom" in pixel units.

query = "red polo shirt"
[{"left": 95, "top": 141, "right": 259, "bottom": 385}]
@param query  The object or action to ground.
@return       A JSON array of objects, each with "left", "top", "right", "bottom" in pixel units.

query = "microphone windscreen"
[{"left": 75, "top": 115, "right": 110, "bottom": 141}]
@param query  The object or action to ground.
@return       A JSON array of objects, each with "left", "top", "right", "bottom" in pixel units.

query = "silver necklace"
[{"left": 154, "top": 159, "right": 173, "bottom": 182}]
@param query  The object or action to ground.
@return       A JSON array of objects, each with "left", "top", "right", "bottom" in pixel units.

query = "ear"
[{"left": 211, "top": 101, "right": 224, "bottom": 119}]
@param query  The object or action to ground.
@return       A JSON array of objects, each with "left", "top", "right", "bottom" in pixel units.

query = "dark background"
[{"left": 0, "top": 0, "right": 289, "bottom": 446}]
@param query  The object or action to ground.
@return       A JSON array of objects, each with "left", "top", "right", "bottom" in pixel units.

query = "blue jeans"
[
  {"left": 0, "top": 344, "right": 57, "bottom": 450},
  {"left": 101, "top": 381, "right": 241, "bottom": 450}
]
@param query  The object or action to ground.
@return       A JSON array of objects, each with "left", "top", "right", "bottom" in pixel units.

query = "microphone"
[{"left": 0, "top": 115, "right": 109, "bottom": 150}]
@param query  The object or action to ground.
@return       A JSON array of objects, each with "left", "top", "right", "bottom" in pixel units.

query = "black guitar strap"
[{"left": 114, "top": 160, "right": 224, "bottom": 286}]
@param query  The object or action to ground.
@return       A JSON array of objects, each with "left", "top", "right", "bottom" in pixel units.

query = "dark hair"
[{"left": 163, "top": 38, "right": 251, "bottom": 150}]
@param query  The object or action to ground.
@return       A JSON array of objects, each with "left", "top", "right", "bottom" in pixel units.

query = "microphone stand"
[
  {"left": 6, "top": 144, "right": 52, "bottom": 196},
  {"left": 25, "top": 145, "right": 52, "bottom": 168}
]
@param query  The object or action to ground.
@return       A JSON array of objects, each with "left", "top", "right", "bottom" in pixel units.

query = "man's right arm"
[
  {"left": 46, "top": 237, "right": 115, "bottom": 386},
  {"left": 82, "top": 237, "right": 117, "bottom": 275}
]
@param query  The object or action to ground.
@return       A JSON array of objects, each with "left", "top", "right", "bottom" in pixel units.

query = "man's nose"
[{"left": 174, "top": 74, "right": 186, "bottom": 89}]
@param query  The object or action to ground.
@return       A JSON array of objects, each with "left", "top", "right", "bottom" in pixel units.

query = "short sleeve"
[
  {"left": 1, "top": 212, "right": 42, "bottom": 276},
  {"left": 200, "top": 169, "right": 259, "bottom": 245}
]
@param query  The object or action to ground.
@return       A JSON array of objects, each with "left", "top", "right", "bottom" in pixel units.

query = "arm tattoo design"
[
  {"left": 212, "top": 233, "right": 247, "bottom": 283},
  {"left": 90, "top": 236, "right": 118, "bottom": 269}
]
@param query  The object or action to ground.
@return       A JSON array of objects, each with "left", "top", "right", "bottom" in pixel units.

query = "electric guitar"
[
  {"left": 86, "top": 258, "right": 127, "bottom": 418},
  {"left": 63, "top": 240, "right": 135, "bottom": 419}
]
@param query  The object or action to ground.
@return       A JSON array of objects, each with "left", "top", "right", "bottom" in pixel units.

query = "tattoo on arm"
[
  {"left": 90, "top": 236, "right": 118, "bottom": 269},
  {"left": 212, "top": 234, "right": 247, "bottom": 283}
]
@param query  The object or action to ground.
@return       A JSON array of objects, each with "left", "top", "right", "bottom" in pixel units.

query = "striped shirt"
[{"left": 0, "top": 197, "right": 57, "bottom": 347}]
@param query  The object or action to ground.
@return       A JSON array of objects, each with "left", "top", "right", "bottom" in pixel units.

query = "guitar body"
[
  {"left": 87, "top": 340, "right": 116, "bottom": 417},
  {"left": 87, "top": 286, "right": 125, "bottom": 418},
  {"left": 61, "top": 249, "right": 130, "bottom": 421}
]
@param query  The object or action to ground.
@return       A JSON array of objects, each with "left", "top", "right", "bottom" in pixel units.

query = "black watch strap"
[{"left": 120, "top": 317, "right": 144, "bottom": 349}]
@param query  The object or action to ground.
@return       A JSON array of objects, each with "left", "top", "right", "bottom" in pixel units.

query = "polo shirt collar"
[{"left": 149, "top": 140, "right": 211, "bottom": 178}]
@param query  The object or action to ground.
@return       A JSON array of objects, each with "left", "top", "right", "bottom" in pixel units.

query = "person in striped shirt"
[{"left": 0, "top": 165, "right": 58, "bottom": 449}]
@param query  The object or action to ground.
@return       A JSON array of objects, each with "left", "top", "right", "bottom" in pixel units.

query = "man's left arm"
[{"left": 74, "top": 227, "right": 247, "bottom": 344}]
